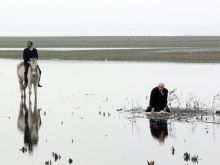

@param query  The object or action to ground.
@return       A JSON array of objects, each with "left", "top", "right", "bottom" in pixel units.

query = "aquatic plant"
[
  {"left": 183, "top": 152, "right": 190, "bottom": 161},
  {"left": 45, "top": 160, "right": 52, "bottom": 165},
  {"left": 191, "top": 155, "right": 199, "bottom": 163},
  {"left": 20, "top": 146, "right": 27, "bottom": 153},
  {"left": 68, "top": 158, "right": 73, "bottom": 164},
  {"left": 168, "top": 89, "right": 181, "bottom": 109},
  {"left": 183, "top": 152, "right": 199, "bottom": 163},
  {"left": 52, "top": 152, "right": 61, "bottom": 162},
  {"left": 168, "top": 89, "right": 220, "bottom": 111},
  {"left": 171, "top": 146, "right": 175, "bottom": 155},
  {"left": 212, "top": 93, "right": 220, "bottom": 112},
  {"left": 147, "top": 160, "right": 155, "bottom": 165}
]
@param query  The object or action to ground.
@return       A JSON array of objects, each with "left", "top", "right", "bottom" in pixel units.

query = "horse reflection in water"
[
  {"left": 149, "top": 119, "right": 168, "bottom": 144},
  {"left": 17, "top": 99, "right": 41, "bottom": 152}
]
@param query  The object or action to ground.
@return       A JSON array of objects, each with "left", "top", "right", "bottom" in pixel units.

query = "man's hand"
[{"left": 27, "top": 61, "right": 30, "bottom": 64}]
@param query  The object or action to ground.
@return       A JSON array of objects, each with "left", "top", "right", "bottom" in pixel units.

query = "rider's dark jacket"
[{"left": 23, "top": 48, "right": 38, "bottom": 63}]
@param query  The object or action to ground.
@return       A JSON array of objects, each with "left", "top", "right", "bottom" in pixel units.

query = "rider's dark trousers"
[{"left": 24, "top": 62, "right": 29, "bottom": 85}]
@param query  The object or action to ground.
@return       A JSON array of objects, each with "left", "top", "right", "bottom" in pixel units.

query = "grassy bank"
[
  {"left": 1, "top": 49, "right": 220, "bottom": 63},
  {"left": 0, "top": 36, "right": 220, "bottom": 62},
  {"left": 1, "top": 36, "right": 220, "bottom": 48}
]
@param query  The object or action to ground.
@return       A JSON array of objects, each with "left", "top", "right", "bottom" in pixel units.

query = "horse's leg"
[
  {"left": 34, "top": 84, "right": 37, "bottom": 101},
  {"left": 28, "top": 83, "right": 32, "bottom": 100},
  {"left": 19, "top": 80, "right": 24, "bottom": 99},
  {"left": 24, "top": 85, "right": 26, "bottom": 100}
]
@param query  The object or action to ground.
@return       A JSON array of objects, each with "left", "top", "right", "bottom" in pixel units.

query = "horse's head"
[{"left": 29, "top": 58, "right": 38, "bottom": 76}]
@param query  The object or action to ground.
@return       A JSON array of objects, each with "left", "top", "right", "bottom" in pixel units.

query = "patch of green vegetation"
[
  {"left": 147, "top": 160, "right": 155, "bottom": 165},
  {"left": 183, "top": 152, "right": 191, "bottom": 161},
  {"left": 1, "top": 36, "right": 220, "bottom": 62},
  {"left": 183, "top": 152, "right": 199, "bottom": 163},
  {"left": 0, "top": 50, "right": 220, "bottom": 62},
  {"left": 191, "top": 155, "right": 199, "bottom": 163},
  {"left": 1, "top": 36, "right": 220, "bottom": 48}
]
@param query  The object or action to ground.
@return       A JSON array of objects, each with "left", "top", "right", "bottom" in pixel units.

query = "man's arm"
[
  {"left": 164, "top": 90, "right": 168, "bottom": 106},
  {"left": 149, "top": 89, "right": 156, "bottom": 108}
]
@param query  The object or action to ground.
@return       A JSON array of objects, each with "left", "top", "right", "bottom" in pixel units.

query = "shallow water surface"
[{"left": 0, "top": 59, "right": 220, "bottom": 165}]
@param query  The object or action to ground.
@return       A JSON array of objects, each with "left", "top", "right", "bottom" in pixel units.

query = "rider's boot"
[{"left": 38, "top": 74, "right": 42, "bottom": 87}]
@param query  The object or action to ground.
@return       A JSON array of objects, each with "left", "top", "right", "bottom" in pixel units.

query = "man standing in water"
[
  {"left": 146, "top": 82, "right": 170, "bottom": 113},
  {"left": 23, "top": 41, "right": 42, "bottom": 87}
]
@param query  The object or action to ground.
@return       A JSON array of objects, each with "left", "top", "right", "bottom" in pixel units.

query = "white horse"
[{"left": 17, "top": 58, "right": 40, "bottom": 100}]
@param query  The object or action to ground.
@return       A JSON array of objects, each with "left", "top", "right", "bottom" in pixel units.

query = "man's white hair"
[{"left": 158, "top": 82, "right": 165, "bottom": 87}]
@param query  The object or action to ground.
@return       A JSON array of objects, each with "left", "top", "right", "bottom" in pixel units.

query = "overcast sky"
[{"left": 0, "top": 0, "right": 220, "bottom": 36}]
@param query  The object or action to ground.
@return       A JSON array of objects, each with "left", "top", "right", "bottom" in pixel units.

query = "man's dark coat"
[{"left": 149, "top": 87, "right": 168, "bottom": 110}]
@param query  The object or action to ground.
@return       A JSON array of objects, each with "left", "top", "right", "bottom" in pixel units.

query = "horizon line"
[{"left": 1, "top": 35, "right": 220, "bottom": 37}]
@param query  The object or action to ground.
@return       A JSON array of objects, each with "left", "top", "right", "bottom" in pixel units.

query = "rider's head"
[{"left": 27, "top": 41, "right": 33, "bottom": 48}]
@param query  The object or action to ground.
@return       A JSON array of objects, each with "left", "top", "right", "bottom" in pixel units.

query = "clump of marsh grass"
[
  {"left": 171, "top": 146, "right": 175, "bottom": 155},
  {"left": 183, "top": 152, "right": 199, "bottom": 163},
  {"left": 183, "top": 152, "right": 190, "bottom": 161},
  {"left": 211, "top": 93, "right": 220, "bottom": 112},
  {"left": 168, "top": 88, "right": 181, "bottom": 109},
  {"left": 147, "top": 160, "right": 155, "bottom": 165},
  {"left": 191, "top": 155, "right": 199, "bottom": 163}
]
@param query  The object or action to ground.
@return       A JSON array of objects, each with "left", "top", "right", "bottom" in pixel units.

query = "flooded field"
[{"left": 1, "top": 59, "right": 220, "bottom": 165}]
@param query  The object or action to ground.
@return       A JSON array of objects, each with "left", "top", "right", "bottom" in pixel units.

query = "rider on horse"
[{"left": 23, "top": 41, "right": 42, "bottom": 88}]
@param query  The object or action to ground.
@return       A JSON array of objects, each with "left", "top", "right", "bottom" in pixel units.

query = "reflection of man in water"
[
  {"left": 146, "top": 82, "right": 170, "bottom": 113},
  {"left": 17, "top": 99, "right": 41, "bottom": 152},
  {"left": 149, "top": 119, "right": 168, "bottom": 143}
]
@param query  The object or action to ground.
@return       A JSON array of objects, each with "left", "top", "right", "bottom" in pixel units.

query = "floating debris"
[
  {"left": 117, "top": 108, "right": 123, "bottom": 111},
  {"left": 61, "top": 121, "right": 63, "bottom": 125},
  {"left": 52, "top": 152, "right": 61, "bottom": 162},
  {"left": 68, "top": 158, "right": 73, "bottom": 164},
  {"left": 147, "top": 160, "right": 155, "bottom": 165},
  {"left": 99, "top": 111, "right": 111, "bottom": 118},
  {"left": 44, "top": 111, "right": 46, "bottom": 116},
  {"left": 171, "top": 146, "right": 175, "bottom": 155},
  {"left": 45, "top": 160, "right": 52, "bottom": 165},
  {"left": 183, "top": 152, "right": 190, "bottom": 161},
  {"left": 191, "top": 155, "right": 199, "bottom": 163},
  {"left": 20, "top": 146, "right": 27, "bottom": 153}
]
